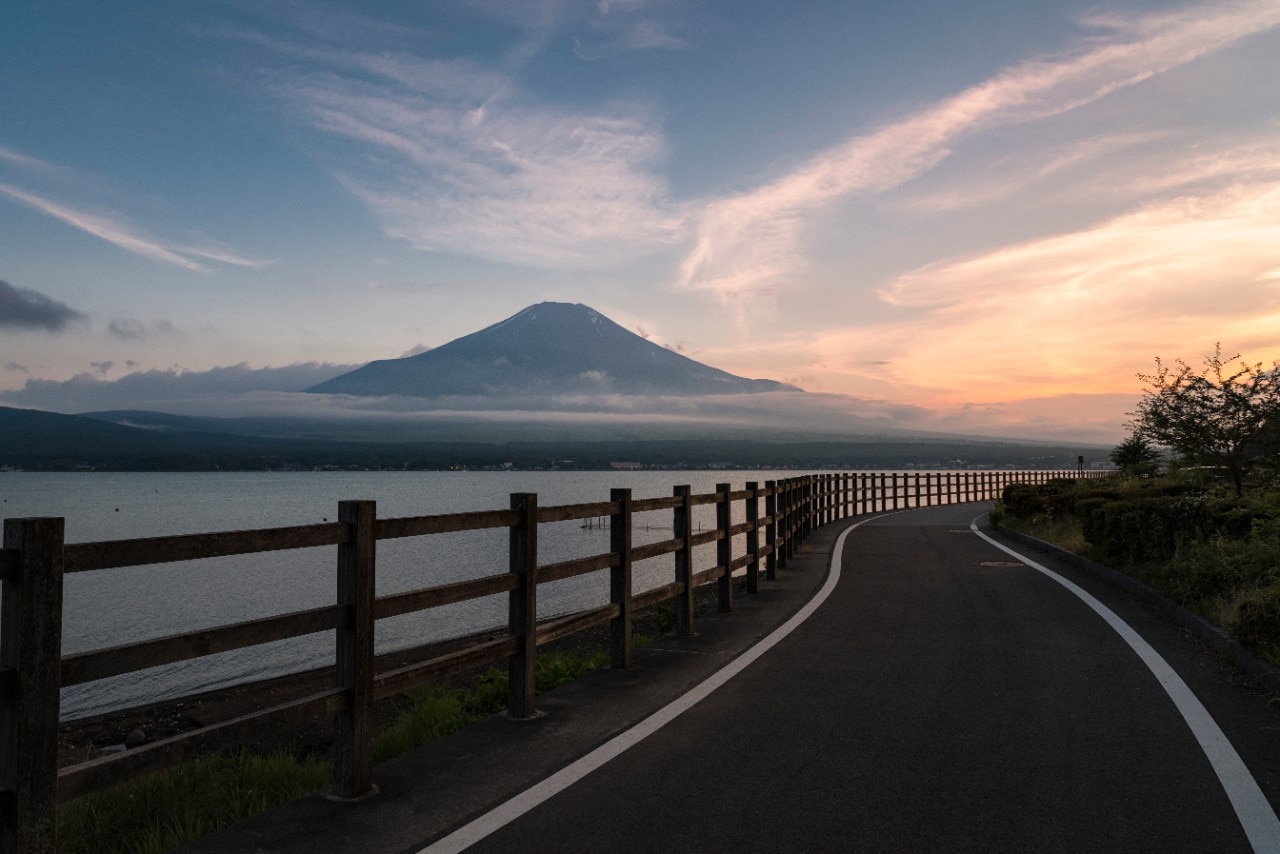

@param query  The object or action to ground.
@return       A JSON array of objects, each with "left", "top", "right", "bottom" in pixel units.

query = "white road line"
[
  {"left": 418, "top": 516, "right": 873, "bottom": 854},
  {"left": 972, "top": 520, "right": 1280, "bottom": 854}
]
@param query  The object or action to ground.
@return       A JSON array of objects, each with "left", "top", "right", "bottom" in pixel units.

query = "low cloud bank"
[
  {"left": 0, "top": 361, "right": 1127, "bottom": 445},
  {"left": 1, "top": 363, "right": 358, "bottom": 412}
]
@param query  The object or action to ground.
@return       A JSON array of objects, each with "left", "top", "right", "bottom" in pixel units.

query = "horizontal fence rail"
[{"left": 0, "top": 468, "right": 1111, "bottom": 851}]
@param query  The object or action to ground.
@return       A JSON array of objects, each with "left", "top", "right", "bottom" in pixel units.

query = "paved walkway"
[{"left": 186, "top": 505, "right": 1280, "bottom": 853}]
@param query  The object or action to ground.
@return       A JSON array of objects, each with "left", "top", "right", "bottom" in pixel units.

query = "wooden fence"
[{"left": 0, "top": 468, "right": 1110, "bottom": 852}]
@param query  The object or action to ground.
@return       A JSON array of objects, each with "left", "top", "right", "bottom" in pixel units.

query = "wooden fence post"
[
  {"left": 333, "top": 500, "right": 376, "bottom": 801},
  {"left": 610, "top": 489, "right": 633, "bottom": 669},
  {"left": 819, "top": 476, "right": 827, "bottom": 525},
  {"left": 781, "top": 479, "right": 793, "bottom": 565},
  {"left": 673, "top": 485, "right": 695, "bottom": 637},
  {"left": 1, "top": 518, "right": 64, "bottom": 854},
  {"left": 508, "top": 493, "right": 538, "bottom": 718},
  {"left": 788, "top": 478, "right": 798, "bottom": 558},
  {"left": 764, "top": 481, "right": 777, "bottom": 581},
  {"left": 807, "top": 475, "right": 815, "bottom": 534},
  {"left": 716, "top": 483, "right": 733, "bottom": 612},
  {"left": 745, "top": 482, "right": 760, "bottom": 594}
]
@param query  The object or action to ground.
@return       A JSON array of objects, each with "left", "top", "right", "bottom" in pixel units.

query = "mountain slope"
[{"left": 307, "top": 302, "right": 801, "bottom": 398}]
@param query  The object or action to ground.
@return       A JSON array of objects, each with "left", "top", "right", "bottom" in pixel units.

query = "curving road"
[{"left": 191, "top": 505, "right": 1280, "bottom": 854}]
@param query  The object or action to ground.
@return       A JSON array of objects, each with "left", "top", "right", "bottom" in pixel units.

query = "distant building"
[{"left": 610, "top": 461, "right": 643, "bottom": 470}]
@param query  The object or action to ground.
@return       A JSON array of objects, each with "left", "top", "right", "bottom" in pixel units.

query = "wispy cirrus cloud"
[
  {"left": 677, "top": 0, "right": 1280, "bottom": 300},
  {"left": 261, "top": 67, "right": 683, "bottom": 266},
  {"left": 0, "top": 151, "right": 275, "bottom": 271},
  {"left": 797, "top": 173, "right": 1280, "bottom": 405},
  {"left": 224, "top": 6, "right": 686, "bottom": 268}
]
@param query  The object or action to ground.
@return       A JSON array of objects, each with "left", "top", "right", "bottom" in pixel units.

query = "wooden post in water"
[
  {"left": 716, "top": 483, "right": 733, "bottom": 612},
  {"left": 745, "top": 482, "right": 760, "bottom": 593},
  {"left": 508, "top": 493, "right": 538, "bottom": 718},
  {"left": 764, "top": 481, "right": 778, "bottom": 581},
  {"left": 673, "top": 485, "right": 695, "bottom": 637},
  {"left": 610, "top": 489, "right": 633, "bottom": 669},
  {"left": 333, "top": 500, "right": 376, "bottom": 800},
  {"left": 1, "top": 518, "right": 64, "bottom": 854}
]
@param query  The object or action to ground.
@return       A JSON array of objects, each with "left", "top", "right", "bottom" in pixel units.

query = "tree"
[
  {"left": 1130, "top": 344, "right": 1280, "bottom": 496},
  {"left": 1109, "top": 432, "right": 1160, "bottom": 476}
]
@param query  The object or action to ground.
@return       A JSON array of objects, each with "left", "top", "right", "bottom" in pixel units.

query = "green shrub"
[{"left": 1231, "top": 583, "right": 1280, "bottom": 659}]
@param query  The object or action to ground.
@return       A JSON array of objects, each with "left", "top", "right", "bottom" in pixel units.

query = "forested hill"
[{"left": 0, "top": 406, "right": 1102, "bottom": 472}]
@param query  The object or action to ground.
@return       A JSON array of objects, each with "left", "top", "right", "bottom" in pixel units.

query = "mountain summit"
[{"left": 307, "top": 302, "right": 801, "bottom": 398}]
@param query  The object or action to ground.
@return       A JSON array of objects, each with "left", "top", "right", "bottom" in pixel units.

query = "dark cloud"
[
  {"left": 0, "top": 362, "right": 360, "bottom": 412},
  {"left": 4, "top": 362, "right": 28, "bottom": 373},
  {"left": 109, "top": 318, "right": 179, "bottom": 340},
  {"left": 108, "top": 318, "right": 146, "bottom": 339},
  {"left": 0, "top": 280, "right": 83, "bottom": 331}
]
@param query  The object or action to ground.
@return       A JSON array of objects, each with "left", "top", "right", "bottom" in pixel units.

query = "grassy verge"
[
  {"left": 995, "top": 474, "right": 1280, "bottom": 670},
  {"left": 57, "top": 609, "right": 665, "bottom": 853}
]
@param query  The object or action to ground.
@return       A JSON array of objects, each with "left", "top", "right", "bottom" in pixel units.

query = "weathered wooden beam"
[
  {"left": 745, "top": 482, "right": 760, "bottom": 594},
  {"left": 333, "top": 500, "right": 376, "bottom": 801},
  {"left": 373, "top": 637, "right": 518, "bottom": 701},
  {"left": 632, "top": 537, "right": 681, "bottom": 562},
  {"left": 538, "top": 605, "right": 617, "bottom": 648},
  {"left": 539, "top": 552, "right": 617, "bottom": 584},
  {"left": 508, "top": 493, "right": 538, "bottom": 719},
  {"left": 375, "top": 509, "right": 516, "bottom": 540},
  {"left": 1, "top": 517, "right": 64, "bottom": 854},
  {"left": 62, "top": 604, "right": 347, "bottom": 687},
  {"left": 716, "top": 483, "right": 732, "bottom": 613},
  {"left": 673, "top": 485, "right": 694, "bottom": 638},
  {"left": 63, "top": 522, "right": 345, "bottom": 573},
  {"left": 610, "top": 488, "right": 633, "bottom": 670},
  {"left": 374, "top": 573, "right": 519, "bottom": 621},
  {"left": 535, "top": 501, "right": 617, "bottom": 524}
]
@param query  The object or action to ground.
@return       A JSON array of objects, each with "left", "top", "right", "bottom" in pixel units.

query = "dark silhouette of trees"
[
  {"left": 1109, "top": 433, "right": 1160, "bottom": 476},
  {"left": 1130, "top": 344, "right": 1280, "bottom": 496}
]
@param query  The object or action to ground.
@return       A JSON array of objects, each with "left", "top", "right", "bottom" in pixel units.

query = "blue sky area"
[{"left": 2, "top": 0, "right": 1279, "bottom": 443}]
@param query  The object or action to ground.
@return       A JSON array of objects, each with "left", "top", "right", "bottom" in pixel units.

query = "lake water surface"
[{"left": 1, "top": 470, "right": 818, "bottom": 719}]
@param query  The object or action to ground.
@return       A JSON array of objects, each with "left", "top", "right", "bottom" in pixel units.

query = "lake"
[{"left": 0, "top": 470, "right": 823, "bottom": 719}]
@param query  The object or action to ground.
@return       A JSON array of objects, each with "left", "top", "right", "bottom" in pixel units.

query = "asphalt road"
[{"left": 189, "top": 504, "right": 1280, "bottom": 854}]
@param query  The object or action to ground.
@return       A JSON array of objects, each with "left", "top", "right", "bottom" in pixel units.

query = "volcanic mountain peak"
[{"left": 307, "top": 302, "right": 801, "bottom": 398}]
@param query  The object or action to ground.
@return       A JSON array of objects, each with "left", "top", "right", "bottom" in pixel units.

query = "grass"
[
  {"left": 994, "top": 506, "right": 1089, "bottom": 554},
  {"left": 56, "top": 627, "right": 634, "bottom": 853},
  {"left": 996, "top": 477, "right": 1280, "bottom": 670},
  {"left": 57, "top": 751, "right": 330, "bottom": 854}
]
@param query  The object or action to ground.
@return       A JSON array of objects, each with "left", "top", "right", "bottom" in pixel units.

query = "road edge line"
[
  {"left": 418, "top": 516, "right": 871, "bottom": 854},
  {"left": 972, "top": 519, "right": 1280, "bottom": 854}
]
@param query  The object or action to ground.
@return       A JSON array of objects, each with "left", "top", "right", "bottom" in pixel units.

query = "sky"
[{"left": 2, "top": 0, "right": 1279, "bottom": 445}]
